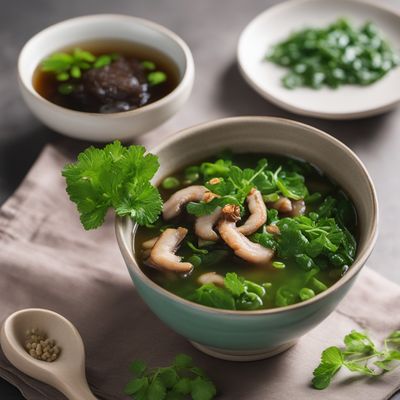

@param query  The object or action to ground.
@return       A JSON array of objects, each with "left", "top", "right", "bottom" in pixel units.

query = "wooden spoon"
[{"left": 1, "top": 308, "right": 97, "bottom": 400}]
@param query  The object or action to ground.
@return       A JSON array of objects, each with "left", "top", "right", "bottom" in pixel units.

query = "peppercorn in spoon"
[{"left": 0, "top": 308, "right": 97, "bottom": 400}]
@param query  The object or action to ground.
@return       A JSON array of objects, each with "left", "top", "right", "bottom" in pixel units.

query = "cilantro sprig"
[
  {"left": 312, "top": 330, "right": 400, "bottom": 389},
  {"left": 186, "top": 157, "right": 308, "bottom": 218},
  {"left": 125, "top": 354, "right": 217, "bottom": 400},
  {"left": 62, "top": 141, "right": 162, "bottom": 230}
]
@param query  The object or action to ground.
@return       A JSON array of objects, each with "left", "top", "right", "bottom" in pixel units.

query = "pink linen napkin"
[{"left": 0, "top": 144, "right": 399, "bottom": 400}]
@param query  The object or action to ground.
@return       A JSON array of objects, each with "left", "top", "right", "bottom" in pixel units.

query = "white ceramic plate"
[{"left": 237, "top": 0, "right": 400, "bottom": 119}]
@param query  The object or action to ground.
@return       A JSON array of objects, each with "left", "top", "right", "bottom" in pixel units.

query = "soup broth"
[
  {"left": 33, "top": 40, "right": 180, "bottom": 113},
  {"left": 135, "top": 153, "right": 358, "bottom": 311}
]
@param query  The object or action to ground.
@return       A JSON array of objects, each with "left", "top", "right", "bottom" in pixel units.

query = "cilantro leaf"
[
  {"left": 129, "top": 360, "right": 147, "bottom": 376},
  {"left": 191, "top": 377, "right": 217, "bottom": 400},
  {"left": 147, "top": 377, "right": 167, "bottom": 400},
  {"left": 62, "top": 141, "right": 162, "bottom": 230},
  {"left": 124, "top": 377, "right": 149, "bottom": 395},
  {"left": 173, "top": 354, "right": 193, "bottom": 369},
  {"left": 115, "top": 181, "right": 162, "bottom": 225},
  {"left": 224, "top": 272, "right": 246, "bottom": 296},
  {"left": 125, "top": 354, "right": 217, "bottom": 400},
  {"left": 189, "top": 284, "right": 236, "bottom": 310},
  {"left": 312, "top": 346, "right": 344, "bottom": 389}
]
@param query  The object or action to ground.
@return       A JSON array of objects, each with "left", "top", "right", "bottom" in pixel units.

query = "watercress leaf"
[
  {"left": 190, "top": 284, "right": 236, "bottom": 310},
  {"left": 317, "top": 196, "right": 337, "bottom": 218},
  {"left": 173, "top": 354, "right": 193, "bottom": 369},
  {"left": 344, "top": 361, "right": 375, "bottom": 376},
  {"left": 386, "top": 330, "right": 400, "bottom": 346},
  {"left": 267, "top": 209, "right": 279, "bottom": 224},
  {"left": 312, "top": 346, "right": 344, "bottom": 389},
  {"left": 200, "top": 159, "right": 232, "bottom": 179},
  {"left": 129, "top": 360, "right": 147, "bottom": 376},
  {"left": 159, "top": 367, "right": 179, "bottom": 388},
  {"left": 124, "top": 377, "right": 148, "bottom": 395},
  {"left": 251, "top": 232, "right": 277, "bottom": 251},
  {"left": 186, "top": 199, "right": 220, "bottom": 217},
  {"left": 343, "top": 330, "right": 376, "bottom": 355},
  {"left": 276, "top": 171, "right": 308, "bottom": 200},
  {"left": 190, "top": 377, "right": 217, "bottom": 400},
  {"left": 224, "top": 272, "right": 246, "bottom": 296},
  {"left": 173, "top": 377, "right": 192, "bottom": 394},
  {"left": 276, "top": 218, "right": 309, "bottom": 257},
  {"left": 205, "top": 178, "right": 235, "bottom": 196},
  {"left": 62, "top": 142, "right": 162, "bottom": 230},
  {"left": 147, "top": 377, "right": 167, "bottom": 400},
  {"left": 115, "top": 180, "right": 162, "bottom": 225},
  {"left": 123, "top": 145, "right": 160, "bottom": 182}
]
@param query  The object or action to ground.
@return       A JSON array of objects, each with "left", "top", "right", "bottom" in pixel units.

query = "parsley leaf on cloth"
[
  {"left": 62, "top": 140, "right": 162, "bottom": 230},
  {"left": 312, "top": 329, "right": 400, "bottom": 389},
  {"left": 125, "top": 354, "right": 217, "bottom": 400}
]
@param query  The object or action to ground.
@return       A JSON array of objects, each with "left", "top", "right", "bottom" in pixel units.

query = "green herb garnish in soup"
[
  {"left": 136, "top": 152, "right": 358, "bottom": 311},
  {"left": 266, "top": 18, "right": 399, "bottom": 90},
  {"left": 34, "top": 40, "right": 179, "bottom": 113}
]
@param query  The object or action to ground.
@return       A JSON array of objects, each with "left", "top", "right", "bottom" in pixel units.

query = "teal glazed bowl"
[{"left": 115, "top": 116, "right": 378, "bottom": 361}]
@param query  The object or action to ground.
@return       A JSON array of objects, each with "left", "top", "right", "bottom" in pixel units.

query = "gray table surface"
[{"left": 1, "top": 0, "right": 400, "bottom": 398}]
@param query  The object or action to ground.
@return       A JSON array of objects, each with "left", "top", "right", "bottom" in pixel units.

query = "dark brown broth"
[{"left": 33, "top": 40, "right": 180, "bottom": 113}]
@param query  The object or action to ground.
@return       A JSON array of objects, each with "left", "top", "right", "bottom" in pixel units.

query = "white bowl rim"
[
  {"left": 237, "top": 0, "right": 400, "bottom": 120},
  {"left": 115, "top": 116, "right": 379, "bottom": 316},
  {"left": 18, "top": 13, "right": 195, "bottom": 119}
]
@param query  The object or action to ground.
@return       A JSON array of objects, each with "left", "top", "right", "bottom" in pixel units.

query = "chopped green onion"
[
  {"left": 299, "top": 287, "right": 316, "bottom": 301},
  {"left": 162, "top": 176, "right": 180, "bottom": 189},
  {"left": 272, "top": 261, "right": 286, "bottom": 269}
]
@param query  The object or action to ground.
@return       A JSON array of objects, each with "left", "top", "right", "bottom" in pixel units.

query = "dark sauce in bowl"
[{"left": 33, "top": 40, "right": 180, "bottom": 114}]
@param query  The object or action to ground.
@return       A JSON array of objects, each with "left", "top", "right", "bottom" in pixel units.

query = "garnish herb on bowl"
[
  {"left": 124, "top": 354, "right": 217, "bottom": 400},
  {"left": 266, "top": 18, "right": 399, "bottom": 89},
  {"left": 34, "top": 42, "right": 177, "bottom": 113},
  {"left": 62, "top": 141, "right": 162, "bottom": 230},
  {"left": 312, "top": 330, "right": 400, "bottom": 389},
  {"left": 41, "top": 48, "right": 119, "bottom": 95}
]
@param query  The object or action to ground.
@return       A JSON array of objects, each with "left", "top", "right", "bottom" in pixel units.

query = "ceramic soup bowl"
[
  {"left": 18, "top": 14, "right": 194, "bottom": 142},
  {"left": 116, "top": 116, "right": 378, "bottom": 361}
]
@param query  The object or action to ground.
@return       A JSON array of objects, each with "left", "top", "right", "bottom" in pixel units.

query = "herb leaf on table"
[
  {"left": 312, "top": 329, "right": 400, "bottom": 389},
  {"left": 125, "top": 354, "right": 217, "bottom": 400}
]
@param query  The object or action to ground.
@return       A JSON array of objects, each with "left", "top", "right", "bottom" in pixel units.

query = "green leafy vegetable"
[
  {"left": 62, "top": 141, "right": 162, "bottom": 230},
  {"left": 41, "top": 48, "right": 119, "bottom": 94},
  {"left": 125, "top": 354, "right": 217, "bottom": 400},
  {"left": 267, "top": 18, "right": 399, "bottom": 90},
  {"left": 312, "top": 329, "right": 400, "bottom": 389}
]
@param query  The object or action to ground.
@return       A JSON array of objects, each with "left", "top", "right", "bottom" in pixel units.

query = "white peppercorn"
[{"left": 24, "top": 328, "right": 61, "bottom": 362}]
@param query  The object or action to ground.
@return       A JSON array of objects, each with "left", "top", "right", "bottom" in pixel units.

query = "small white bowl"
[
  {"left": 18, "top": 14, "right": 195, "bottom": 141},
  {"left": 237, "top": 0, "right": 400, "bottom": 120}
]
